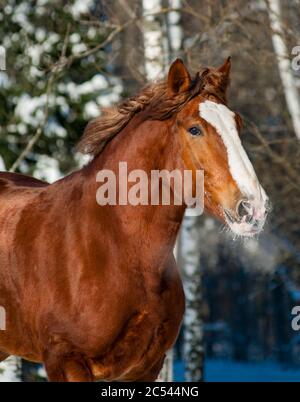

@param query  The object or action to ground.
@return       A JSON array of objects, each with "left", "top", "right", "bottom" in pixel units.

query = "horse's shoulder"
[{"left": 0, "top": 172, "right": 49, "bottom": 190}]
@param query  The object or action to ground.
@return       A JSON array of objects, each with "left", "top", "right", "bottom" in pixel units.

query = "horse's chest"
[
  {"left": 91, "top": 304, "right": 182, "bottom": 381},
  {"left": 90, "top": 272, "right": 185, "bottom": 380}
]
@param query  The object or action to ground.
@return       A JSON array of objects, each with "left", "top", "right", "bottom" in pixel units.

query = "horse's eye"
[{"left": 188, "top": 126, "right": 202, "bottom": 136}]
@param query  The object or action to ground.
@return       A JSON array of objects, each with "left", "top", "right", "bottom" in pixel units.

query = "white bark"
[
  {"left": 156, "top": 349, "right": 174, "bottom": 382},
  {"left": 268, "top": 0, "right": 300, "bottom": 139},
  {"left": 142, "top": 0, "right": 172, "bottom": 381},
  {"left": 142, "top": 0, "right": 168, "bottom": 80},
  {"left": 166, "top": 0, "right": 182, "bottom": 60},
  {"left": 180, "top": 215, "right": 204, "bottom": 382},
  {"left": 0, "top": 156, "right": 5, "bottom": 171},
  {"left": 167, "top": 0, "right": 205, "bottom": 380}
]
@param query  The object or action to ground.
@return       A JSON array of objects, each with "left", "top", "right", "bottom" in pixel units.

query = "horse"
[{"left": 0, "top": 58, "right": 269, "bottom": 381}]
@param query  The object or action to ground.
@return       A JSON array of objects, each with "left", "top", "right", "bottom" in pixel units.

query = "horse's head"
[{"left": 168, "top": 58, "right": 269, "bottom": 237}]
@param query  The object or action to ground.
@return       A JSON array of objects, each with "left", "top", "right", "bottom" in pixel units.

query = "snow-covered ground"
[
  {"left": 1, "top": 358, "right": 300, "bottom": 382},
  {"left": 174, "top": 359, "right": 300, "bottom": 382}
]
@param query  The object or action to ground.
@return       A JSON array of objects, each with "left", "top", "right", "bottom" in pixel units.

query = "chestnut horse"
[{"left": 0, "top": 58, "right": 268, "bottom": 381}]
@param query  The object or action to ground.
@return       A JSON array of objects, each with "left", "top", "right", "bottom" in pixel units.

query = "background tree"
[{"left": 0, "top": 0, "right": 122, "bottom": 178}]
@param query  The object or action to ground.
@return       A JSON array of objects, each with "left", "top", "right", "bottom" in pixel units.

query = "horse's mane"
[{"left": 77, "top": 66, "right": 227, "bottom": 156}]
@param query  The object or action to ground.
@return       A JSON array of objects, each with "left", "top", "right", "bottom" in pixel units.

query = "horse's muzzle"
[{"left": 224, "top": 197, "right": 270, "bottom": 237}]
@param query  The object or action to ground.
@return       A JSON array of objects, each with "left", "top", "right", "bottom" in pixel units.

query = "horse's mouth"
[{"left": 223, "top": 208, "right": 266, "bottom": 238}]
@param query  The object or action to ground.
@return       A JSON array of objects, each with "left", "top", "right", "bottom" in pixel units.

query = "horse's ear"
[
  {"left": 218, "top": 56, "right": 231, "bottom": 78},
  {"left": 167, "top": 59, "right": 191, "bottom": 95},
  {"left": 217, "top": 57, "right": 231, "bottom": 98}
]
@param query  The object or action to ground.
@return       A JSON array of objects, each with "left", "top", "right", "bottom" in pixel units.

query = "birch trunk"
[
  {"left": 267, "top": 0, "right": 300, "bottom": 139},
  {"left": 180, "top": 215, "right": 205, "bottom": 382},
  {"left": 173, "top": 0, "right": 205, "bottom": 381},
  {"left": 142, "top": 0, "right": 180, "bottom": 381},
  {"left": 142, "top": 0, "right": 168, "bottom": 80},
  {"left": 0, "top": 156, "right": 5, "bottom": 171}
]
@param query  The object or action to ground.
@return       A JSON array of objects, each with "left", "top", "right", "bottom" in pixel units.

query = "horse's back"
[
  {"left": 0, "top": 171, "right": 49, "bottom": 277},
  {"left": 0, "top": 171, "right": 49, "bottom": 211},
  {"left": 0, "top": 172, "right": 48, "bottom": 191},
  {"left": 0, "top": 172, "right": 49, "bottom": 245}
]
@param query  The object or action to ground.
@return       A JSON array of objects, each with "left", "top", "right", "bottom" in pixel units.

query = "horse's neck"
[{"left": 85, "top": 118, "right": 186, "bottom": 252}]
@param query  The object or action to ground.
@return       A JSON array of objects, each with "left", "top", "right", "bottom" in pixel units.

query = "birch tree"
[
  {"left": 142, "top": 0, "right": 168, "bottom": 80},
  {"left": 0, "top": 156, "right": 5, "bottom": 171},
  {"left": 267, "top": 0, "right": 300, "bottom": 139},
  {"left": 142, "top": 0, "right": 175, "bottom": 381},
  {"left": 142, "top": 0, "right": 205, "bottom": 381},
  {"left": 172, "top": 0, "right": 205, "bottom": 381},
  {"left": 180, "top": 216, "right": 205, "bottom": 382}
]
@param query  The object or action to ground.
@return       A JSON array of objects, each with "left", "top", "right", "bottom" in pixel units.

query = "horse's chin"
[{"left": 225, "top": 219, "right": 265, "bottom": 238}]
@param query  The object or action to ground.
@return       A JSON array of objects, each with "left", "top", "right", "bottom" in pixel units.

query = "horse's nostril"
[{"left": 237, "top": 199, "right": 252, "bottom": 219}]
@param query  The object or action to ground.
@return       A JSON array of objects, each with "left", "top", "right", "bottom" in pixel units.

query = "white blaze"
[
  {"left": 199, "top": 100, "right": 268, "bottom": 238},
  {"left": 199, "top": 101, "right": 267, "bottom": 206}
]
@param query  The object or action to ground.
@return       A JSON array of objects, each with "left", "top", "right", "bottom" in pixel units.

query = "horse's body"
[
  {"left": 0, "top": 59, "right": 269, "bottom": 381},
  {"left": 0, "top": 120, "right": 185, "bottom": 381}
]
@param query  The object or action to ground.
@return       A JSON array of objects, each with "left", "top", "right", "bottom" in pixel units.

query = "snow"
[
  {"left": 37, "top": 0, "right": 48, "bottom": 6},
  {"left": 70, "top": 0, "right": 94, "bottom": 18},
  {"left": 142, "top": 0, "right": 161, "bottom": 13},
  {"left": 56, "top": 96, "right": 70, "bottom": 117},
  {"left": 33, "top": 155, "right": 61, "bottom": 183},
  {"left": 17, "top": 123, "right": 27, "bottom": 135},
  {"left": 2, "top": 358, "right": 300, "bottom": 382},
  {"left": 72, "top": 43, "right": 88, "bottom": 55},
  {"left": 174, "top": 359, "right": 300, "bottom": 382},
  {"left": 96, "top": 77, "right": 123, "bottom": 107},
  {"left": 45, "top": 119, "right": 67, "bottom": 138},
  {"left": 27, "top": 44, "right": 44, "bottom": 66},
  {"left": 84, "top": 101, "right": 100, "bottom": 118},
  {"left": 0, "top": 72, "right": 10, "bottom": 89},
  {"left": 0, "top": 357, "right": 21, "bottom": 382},
  {"left": 12, "top": 3, "right": 33, "bottom": 34},
  {"left": 15, "top": 94, "right": 46, "bottom": 126},
  {"left": 70, "top": 33, "right": 81, "bottom": 44},
  {"left": 35, "top": 28, "right": 46, "bottom": 42},
  {"left": 87, "top": 27, "right": 97, "bottom": 40},
  {"left": 74, "top": 152, "right": 92, "bottom": 168},
  {"left": 59, "top": 74, "right": 110, "bottom": 101}
]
